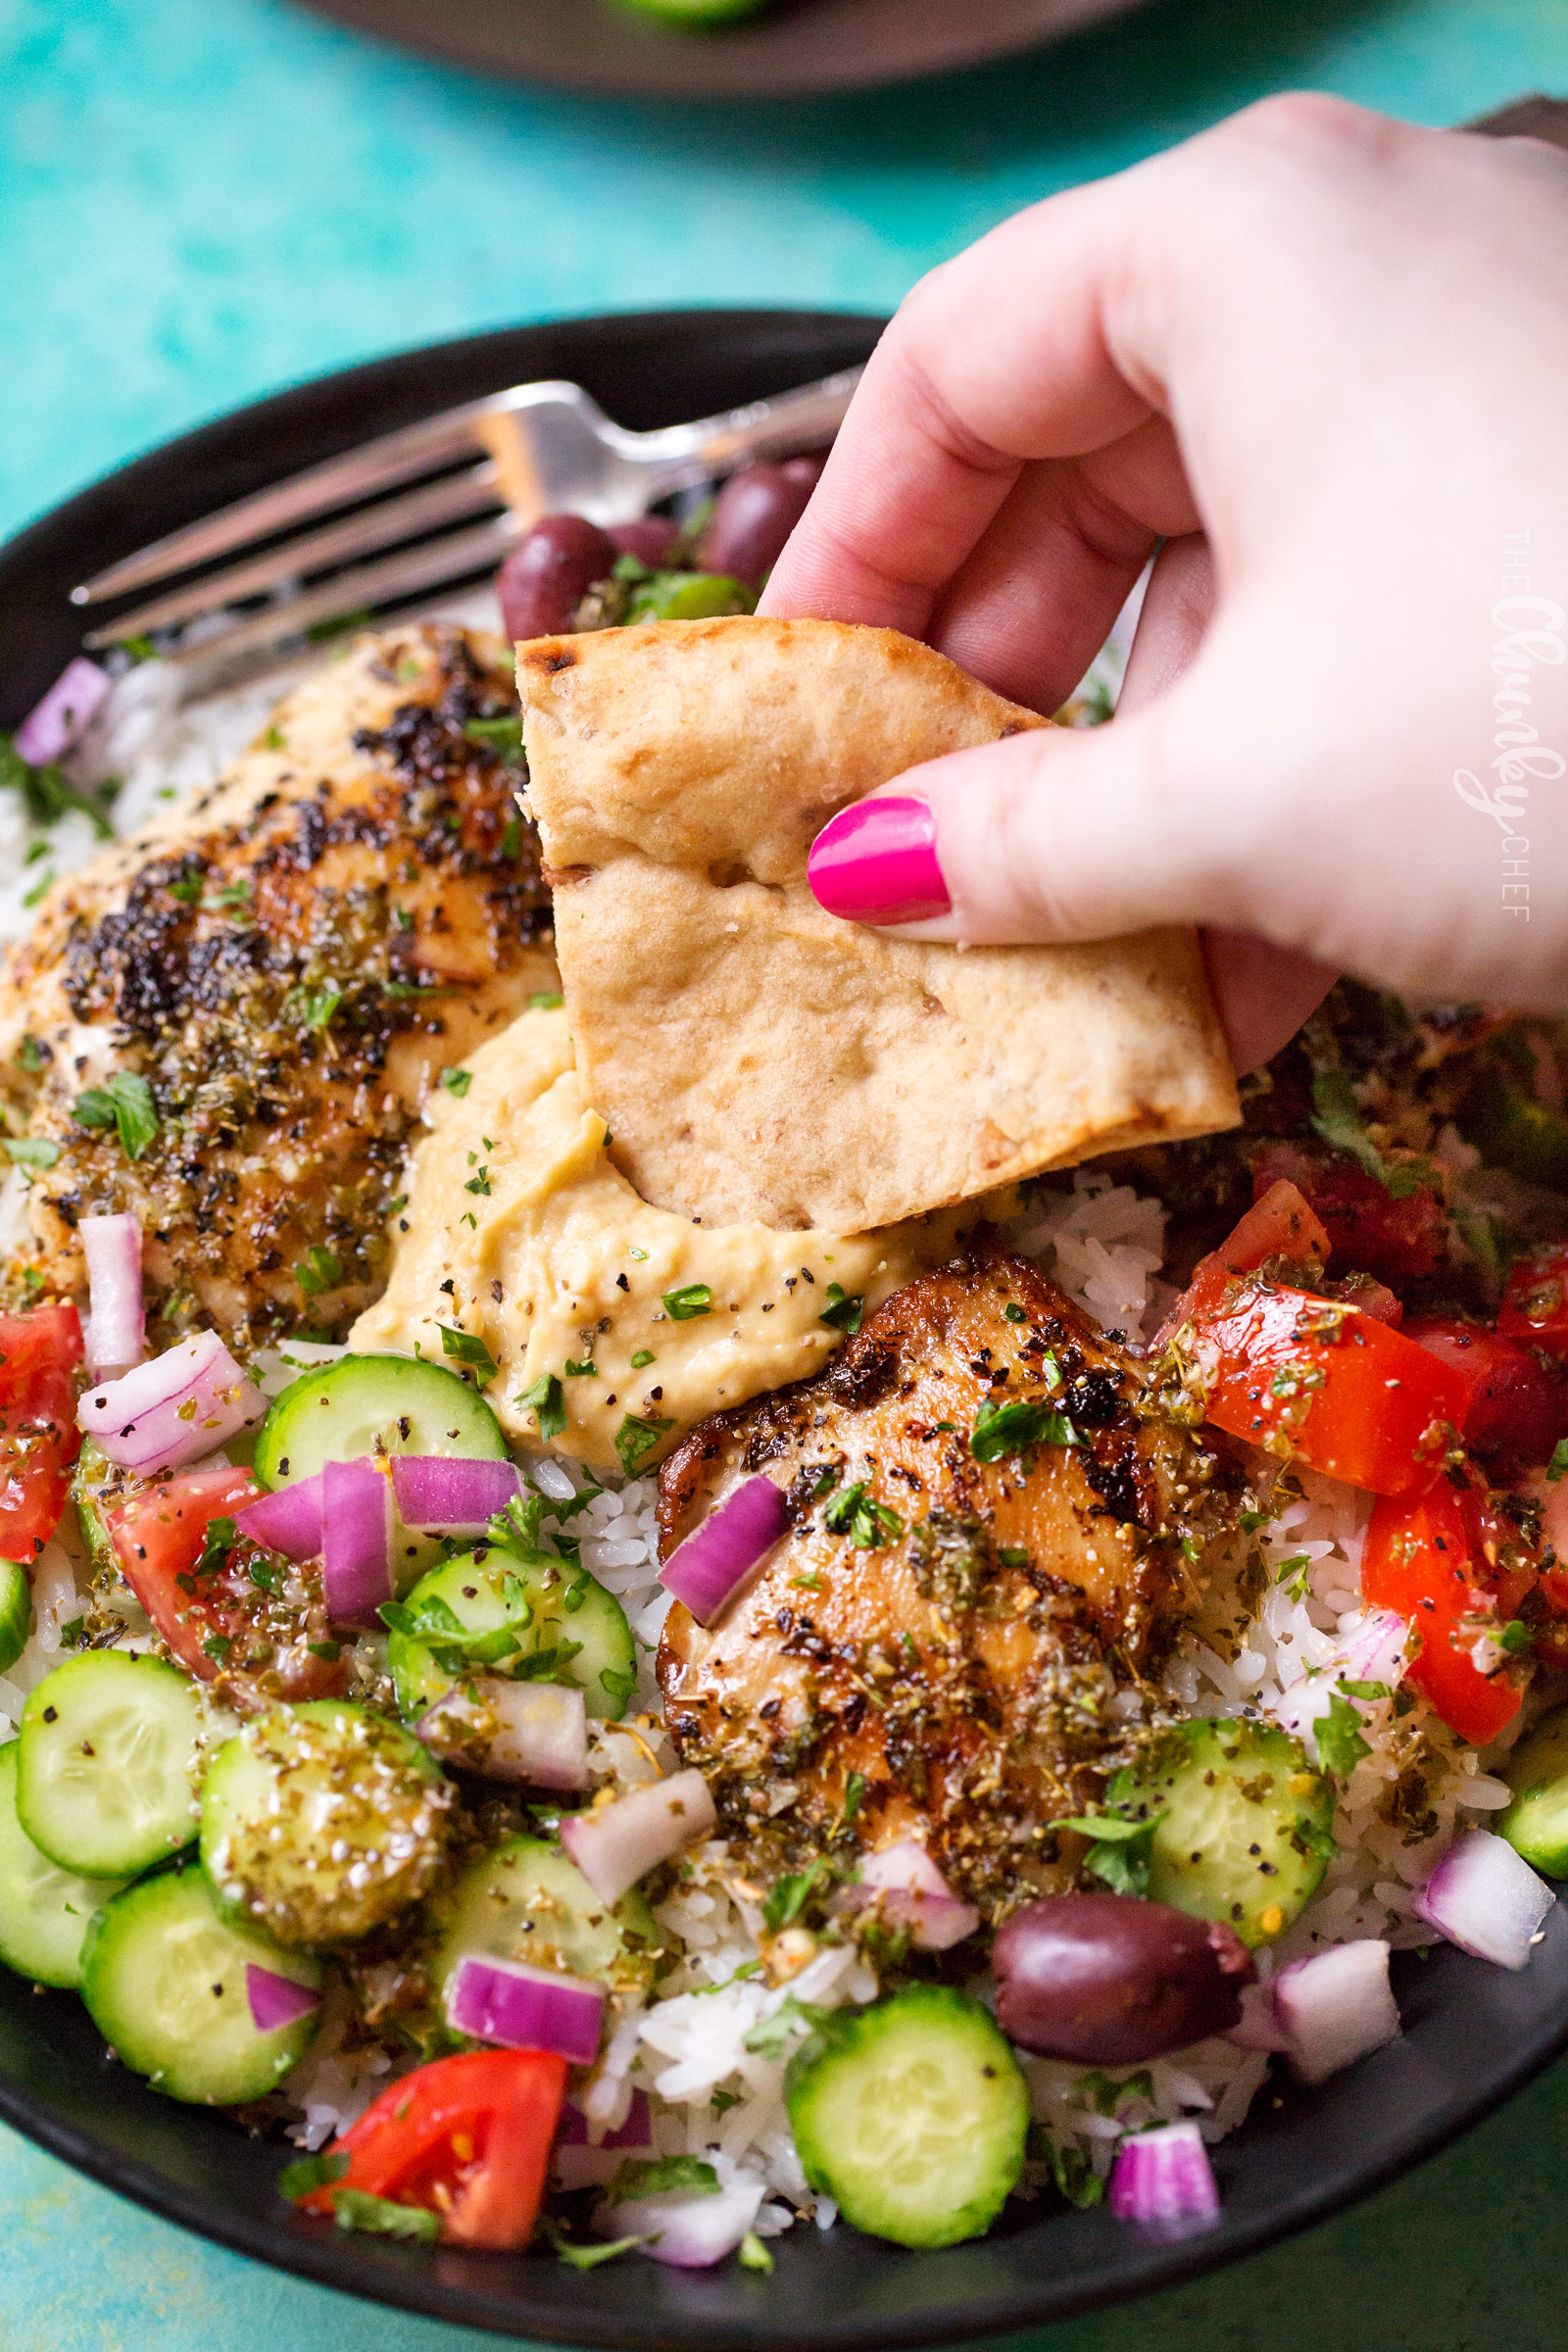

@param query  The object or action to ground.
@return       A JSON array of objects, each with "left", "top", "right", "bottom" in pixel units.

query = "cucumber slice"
[
  {"left": 1500, "top": 1704, "right": 1568, "bottom": 1876},
  {"left": 1105, "top": 1718, "right": 1335, "bottom": 1946},
  {"left": 785, "top": 1985, "right": 1028, "bottom": 2249},
  {"left": 0, "top": 1742, "right": 126, "bottom": 1987},
  {"left": 425, "top": 1833, "right": 662, "bottom": 2002},
  {"left": 387, "top": 1544, "right": 635, "bottom": 1724},
  {"left": 19, "top": 1652, "right": 202, "bottom": 1878},
  {"left": 81, "top": 1865, "right": 320, "bottom": 2103},
  {"left": 200, "top": 1698, "right": 452, "bottom": 1946},
  {"left": 253, "top": 1354, "right": 506, "bottom": 1489},
  {"left": 0, "top": 1561, "right": 29, "bottom": 1677}
]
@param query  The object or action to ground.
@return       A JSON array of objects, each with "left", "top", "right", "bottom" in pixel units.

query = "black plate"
[
  {"left": 2, "top": 310, "right": 1567, "bottom": 2346},
  {"left": 296, "top": 0, "right": 1154, "bottom": 103}
]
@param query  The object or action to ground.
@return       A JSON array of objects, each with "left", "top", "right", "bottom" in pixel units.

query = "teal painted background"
[{"left": 5, "top": 0, "right": 1568, "bottom": 2342}]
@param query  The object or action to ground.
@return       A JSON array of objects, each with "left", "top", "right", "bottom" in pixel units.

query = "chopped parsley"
[
  {"left": 439, "top": 1325, "right": 498, "bottom": 1383},
  {"left": 0, "top": 732, "right": 113, "bottom": 839},
  {"left": 294, "top": 1245, "right": 342, "bottom": 1297},
  {"left": 1500, "top": 1618, "right": 1532, "bottom": 1655},
  {"left": 284, "top": 985, "right": 342, "bottom": 1032},
  {"left": 843, "top": 1770, "right": 866, "bottom": 1823},
  {"left": 563, "top": 1356, "right": 597, "bottom": 1378},
  {"left": 1056, "top": 1809, "right": 1164, "bottom": 1898},
  {"left": 607, "top": 2155, "right": 718, "bottom": 2202},
  {"left": 738, "top": 2231, "right": 773, "bottom": 2274},
  {"left": 204, "top": 877, "right": 252, "bottom": 912},
  {"left": 969, "top": 1397, "right": 1079, "bottom": 1464},
  {"left": 615, "top": 1413, "right": 674, "bottom": 1477},
  {"left": 1, "top": 1137, "right": 61, "bottom": 1170},
  {"left": 464, "top": 1167, "right": 492, "bottom": 1198},
  {"left": 16, "top": 1036, "right": 45, "bottom": 1074},
  {"left": 439, "top": 1066, "right": 473, "bottom": 1098},
  {"left": 464, "top": 713, "right": 524, "bottom": 761},
  {"left": 662, "top": 1283, "right": 712, "bottom": 1321},
  {"left": 629, "top": 1348, "right": 655, "bottom": 1369},
  {"left": 1316, "top": 1690, "right": 1372, "bottom": 1780},
  {"left": 332, "top": 2190, "right": 442, "bottom": 2241},
  {"left": 22, "top": 869, "right": 54, "bottom": 908},
  {"left": 500, "top": 815, "right": 522, "bottom": 861},
  {"left": 1003, "top": 1301, "right": 1027, "bottom": 1323},
  {"left": 817, "top": 1281, "right": 864, "bottom": 1335},
  {"left": 541, "top": 2220, "right": 646, "bottom": 2270},
  {"left": 196, "top": 1517, "right": 238, "bottom": 1579},
  {"left": 599, "top": 1664, "right": 637, "bottom": 1709},
  {"left": 201, "top": 1634, "right": 232, "bottom": 1665},
  {"left": 743, "top": 1995, "right": 831, "bottom": 2061},
  {"left": 1310, "top": 1066, "right": 1433, "bottom": 1198},
  {"left": 529, "top": 992, "right": 564, "bottom": 1011},
  {"left": 517, "top": 1372, "right": 565, "bottom": 1440},
  {"left": 72, "top": 1071, "right": 158, "bottom": 1161},
  {"left": 822, "top": 1482, "right": 903, "bottom": 1549},
  {"left": 1548, "top": 1439, "right": 1568, "bottom": 1484},
  {"left": 278, "top": 2150, "right": 349, "bottom": 2202}
]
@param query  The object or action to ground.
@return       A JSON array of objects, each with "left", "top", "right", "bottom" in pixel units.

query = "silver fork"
[{"left": 72, "top": 366, "right": 864, "bottom": 668}]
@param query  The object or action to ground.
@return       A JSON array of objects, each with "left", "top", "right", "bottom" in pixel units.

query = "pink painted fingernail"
[{"left": 807, "top": 795, "right": 952, "bottom": 926}]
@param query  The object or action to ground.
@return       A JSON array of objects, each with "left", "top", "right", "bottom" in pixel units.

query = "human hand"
[{"left": 760, "top": 97, "right": 1568, "bottom": 1069}]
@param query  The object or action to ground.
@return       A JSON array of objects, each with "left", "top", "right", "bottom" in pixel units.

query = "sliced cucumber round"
[
  {"left": 200, "top": 1698, "right": 452, "bottom": 1947},
  {"left": 387, "top": 1544, "right": 635, "bottom": 1725},
  {"left": 785, "top": 1985, "right": 1028, "bottom": 2249},
  {"left": 81, "top": 1865, "right": 321, "bottom": 2104},
  {"left": 252, "top": 1354, "right": 506, "bottom": 1489},
  {"left": 19, "top": 1652, "right": 202, "bottom": 1878},
  {"left": 0, "top": 1561, "right": 29, "bottom": 1677},
  {"left": 1500, "top": 1703, "right": 1568, "bottom": 1876},
  {"left": 1105, "top": 1717, "right": 1335, "bottom": 1946},
  {"left": 0, "top": 1741, "right": 126, "bottom": 1988},
  {"left": 425, "top": 1833, "right": 662, "bottom": 2003}
]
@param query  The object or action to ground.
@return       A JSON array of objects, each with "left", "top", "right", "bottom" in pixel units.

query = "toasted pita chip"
[{"left": 518, "top": 616, "right": 1238, "bottom": 1232}]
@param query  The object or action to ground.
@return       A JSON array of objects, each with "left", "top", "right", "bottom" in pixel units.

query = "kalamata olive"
[
  {"left": 697, "top": 454, "right": 827, "bottom": 587},
  {"left": 992, "top": 1892, "right": 1253, "bottom": 2064},
  {"left": 495, "top": 514, "right": 618, "bottom": 641},
  {"left": 610, "top": 516, "right": 681, "bottom": 567}
]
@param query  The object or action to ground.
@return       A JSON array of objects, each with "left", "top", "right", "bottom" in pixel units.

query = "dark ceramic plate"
[
  {"left": 3, "top": 309, "right": 1568, "bottom": 2348},
  {"left": 297, "top": 0, "right": 1154, "bottom": 103}
]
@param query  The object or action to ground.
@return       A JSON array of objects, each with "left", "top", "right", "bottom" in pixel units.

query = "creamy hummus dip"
[{"left": 352, "top": 1006, "right": 1010, "bottom": 1472}]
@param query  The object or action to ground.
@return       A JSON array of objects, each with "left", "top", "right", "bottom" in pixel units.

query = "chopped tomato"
[
  {"left": 1362, "top": 1477, "right": 1528, "bottom": 1743},
  {"left": 296, "top": 2048, "right": 566, "bottom": 2250},
  {"left": 108, "top": 1467, "right": 344, "bottom": 1696},
  {"left": 1217, "top": 1178, "right": 1331, "bottom": 1275},
  {"left": 1498, "top": 1243, "right": 1568, "bottom": 1353},
  {"left": 1175, "top": 1259, "right": 1465, "bottom": 1495},
  {"left": 1250, "top": 1141, "right": 1446, "bottom": 1286},
  {"left": 0, "top": 1303, "right": 83, "bottom": 1560},
  {"left": 1402, "top": 1316, "right": 1568, "bottom": 1478}
]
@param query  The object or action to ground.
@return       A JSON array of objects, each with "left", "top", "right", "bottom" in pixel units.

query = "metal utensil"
[{"left": 72, "top": 366, "right": 862, "bottom": 666}]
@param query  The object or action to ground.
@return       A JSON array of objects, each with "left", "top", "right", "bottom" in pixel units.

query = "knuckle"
[{"left": 1225, "top": 89, "right": 1407, "bottom": 172}]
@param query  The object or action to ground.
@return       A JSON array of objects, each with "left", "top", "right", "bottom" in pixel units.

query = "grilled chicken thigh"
[
  {"left": 0, "top": 625, "right": 556, "bottom": 1344},
  {"left": 658, "top": 1247, "right": 1240, "bottom": 1918}
]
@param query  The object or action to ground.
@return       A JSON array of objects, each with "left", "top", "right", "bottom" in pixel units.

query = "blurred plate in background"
[{"left": 296, "top": 0, "right": 1157, "bottom": 102}]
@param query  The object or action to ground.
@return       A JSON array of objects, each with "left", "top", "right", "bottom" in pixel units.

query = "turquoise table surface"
[{"left": 6, "top": 0, "right": 1568, "bottom": 2345}]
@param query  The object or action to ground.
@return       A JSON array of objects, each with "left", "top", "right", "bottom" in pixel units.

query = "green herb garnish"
[
  {"left": 821, "top": 1482, "right": 903, "bottom": 1549},
  {"left": 439, "top": 1325, "right": 497, "bottom": 1383},
  {"left": 439, "top": 1066, "right": 473, "bottom": 1098},
  {"left": 517, "top": 1372, "right": 565, "bottom": 1439},
  {"left": 662, "top": 1283, "right": 711, "bottom": 1321},
  {"left": 294, "top": 1245, "right": 342, "bottom": 1297},
  {"left": 615, "top": 1413, "right": 674, "bottom": 1477},
  {"left": 1, "top": 1137, "right": 61, "bottom": 1170},
  {"left": 1316, "top": 1691, "right": 1372, "bottom": 1780},
  {"left": 607, "top": 2155, "right": 719, "bottom": 2201},
  {"left": 332, "top": 2190, "right": 442, "bottom": 2241},
  {"left": 278, "top": 2150, "right": 349, "bottom": 2202},
  {"left": 1056, "top": 1810, "right": 1164, "bottom": 1898},
  {"left": 817, "top": 1282, "right": 864, "bottom": 1335},
  {"left": 969, "top": 1397, "right": 1078, "bottom": 1464},
  {"left": 72, "top": 1070, "right": 158, "bottom": 1160}
]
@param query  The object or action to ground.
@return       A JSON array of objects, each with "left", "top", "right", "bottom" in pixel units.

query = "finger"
[
  {"left": 759, "top": 169, "right": 1163, "bottom": 635},
  {"left": 1200, "top": 927, "right": 1339, "bottom": 1073},
  {"left": 1115, "top": 531, "right": 1215, "bottom": 710},
  {"left": 924, "top": 416, "right": 1199, "bottom": 713}
]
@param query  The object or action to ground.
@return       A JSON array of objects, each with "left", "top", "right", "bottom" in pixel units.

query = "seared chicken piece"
[
  {"left": 0, "top": 625, "right": 556, "bottom": 1344},
  {"left": 658, "top": 1247, "right": 1240, "bottom": 1918}
]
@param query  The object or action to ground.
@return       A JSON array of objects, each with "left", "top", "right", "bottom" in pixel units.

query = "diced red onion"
[
  {"left": 1417, "top": 1828, "right": 1555, "bottom": 1969},
  {"left": 560, "top": 1770, "right": 716, "bottom": 1906},
  {"left": 1273, "top": 1609, "right": 1409, "bottom": 1747},
  {"left": 416, "top": 1678, "right": 588, "bottom": 1789},
  {"left": 1225, "top": 1979, "right": 1297, "bottom": 2053},
  {"left": 659, "top": 1476, "right": 787, "bottom": 1627},
  {"left": 597, "top": 2169, "right": 764, "bottom": 2271},
  {"left": 858, "top": 1841, "right": 980, "bottom": 1952},
  {"left": 244, "top": 1963, "right": 320, "bottom": 2034},
  {"left": 234, "top": 1472, "right": 325, "bottom": 1561},
  {"left": 444, "top": 1952, "right": 605, "bottom": 2064},
  {"left": 14, "top": 658, "right": 110, "bottom": 766},
  {"left": 321, "top": 1457, "right": 394, "bottom": 1630},
  {"left": 1108, "top": 2120, "right": 1220, "bottom": 2230},
  {"left": 78, "top": 1330, "right": 267, "bottom": 1472},
  {"left": 390, "top": 1453, "right": 523, "bottom": 1537},
  {"left": 80, "top": 1212, "right": 145, "bottom": 1377},
  {"left": 1273, "top": 1938, "right": 1400, "bottom": 2084},
  {"left": 558, "top": 2088, "right": 651, "bottom": 2150},
  {"left": 554, "top": 2090, "right": 653, "bottom": 2192}
]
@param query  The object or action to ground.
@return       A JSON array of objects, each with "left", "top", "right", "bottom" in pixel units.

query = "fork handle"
[{"left": 624, "top": 367, "right": 865, "bottom": 495}]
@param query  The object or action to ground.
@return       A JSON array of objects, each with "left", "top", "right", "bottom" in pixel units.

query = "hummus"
[{"left": 352, "top": 1007, "right": 1011, "bottom": 1472}]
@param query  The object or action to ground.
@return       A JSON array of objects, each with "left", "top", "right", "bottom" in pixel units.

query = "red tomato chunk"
[
  {"left": 1362, "top": 1479, "right": 1527, "bottom": 1744},
  {"left": 0, "top": 1303, "right": 83, "bottom": 1560},
  {"left": 296, "top": 2047, "right": 567, "bottom": 2249}
]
